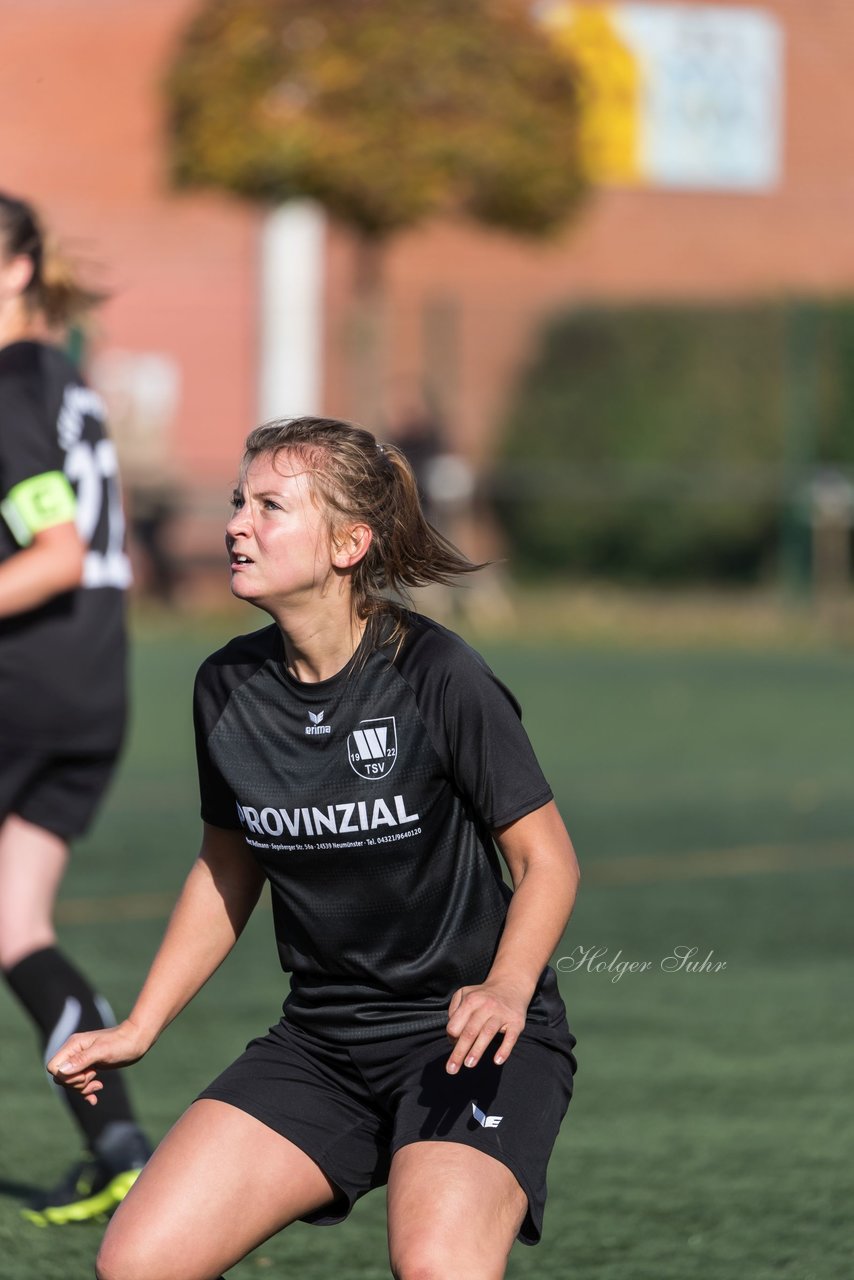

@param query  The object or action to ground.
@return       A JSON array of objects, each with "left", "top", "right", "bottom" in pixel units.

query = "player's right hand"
[{"left": 46, "top": 1021, "right": 151, "bottom": 1106}]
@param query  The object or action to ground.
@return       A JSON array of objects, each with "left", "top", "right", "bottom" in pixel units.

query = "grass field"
[{"left": 1, "top": 613, "right": 852, "bottom": 1279}]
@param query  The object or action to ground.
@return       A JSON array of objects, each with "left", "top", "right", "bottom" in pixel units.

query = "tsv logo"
[{"left": 347, "top": 717, "right": 397, "bottom": 780}]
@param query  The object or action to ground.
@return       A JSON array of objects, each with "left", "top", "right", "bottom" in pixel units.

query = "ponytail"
[
  {"left": 241, "top": 417, "right": 485, "bottom": 645},
  {"left": 0, "top": 191, "right": 106, "bottom": 328}
]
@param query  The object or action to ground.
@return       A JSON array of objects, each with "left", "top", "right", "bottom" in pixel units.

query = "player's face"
[{"left": 226, "top": 451, "right": 336, "bottom": 608}]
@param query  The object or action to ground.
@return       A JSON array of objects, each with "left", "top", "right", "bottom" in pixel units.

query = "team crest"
[{"left": 347, "top": 717, "right": 398, "bottom": 780}]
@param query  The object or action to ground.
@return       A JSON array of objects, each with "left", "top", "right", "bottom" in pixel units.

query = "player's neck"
[
  {"left": 0, "top": 303, "right": 44, "bottom": 349},
  {"left": 274, "top": 601, "right": 367, "bottom": 684}
]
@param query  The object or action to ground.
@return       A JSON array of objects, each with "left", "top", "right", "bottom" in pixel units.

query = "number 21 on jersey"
[{"left": 64, "top": 437, "right": 132, "bottom": 590}]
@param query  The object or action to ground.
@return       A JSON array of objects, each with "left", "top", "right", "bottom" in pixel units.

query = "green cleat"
[{"left": 22, "top": 1155, "right": 144, "bottom": 1227}]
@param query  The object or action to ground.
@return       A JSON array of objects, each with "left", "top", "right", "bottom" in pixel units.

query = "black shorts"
[
  {"left": 0, "top": 747, "right": 119, "bottom": 840},
  {"left": 198, "top": 1015, "right": 577, "bottom": 1246}
]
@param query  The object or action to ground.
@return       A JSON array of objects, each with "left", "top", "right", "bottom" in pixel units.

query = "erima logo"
[
  {"left": 236, "top": 794, "right": 419, "bottom": 837},
  {"left": 347, "top": 716, "right": 397, "bottom": 779},
  {"left": 305, "top": 709, "right": 331, "bottom": 736},
  {"left": 472, "top": 1103, "right": 503, "bottom": 1129}
]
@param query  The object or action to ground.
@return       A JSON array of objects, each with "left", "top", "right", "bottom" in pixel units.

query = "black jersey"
[
  {"left": 0, "top": 341, "right": 129, "bottom": 750},
  {"left": 193, "top": 613, "right": 567, "bottom": 1043}
]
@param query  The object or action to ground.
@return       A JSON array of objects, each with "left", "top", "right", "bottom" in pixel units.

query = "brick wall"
[
  {"left": 326, "top": 0, "right": 854, "bottom": 459},
  {"left": 2, "top": 0, "right": 852, "bottom": 484},
  {"left": 0, "top": 0, "right": 261, "bottom": 492}
]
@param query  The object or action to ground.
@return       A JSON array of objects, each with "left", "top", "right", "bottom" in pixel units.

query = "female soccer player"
[
  {"left": 0, "top": 191, "right": 151, "bottom": 1224},
  {"left": 49, "top": 418, "right": 580, "bottom": 1280}
]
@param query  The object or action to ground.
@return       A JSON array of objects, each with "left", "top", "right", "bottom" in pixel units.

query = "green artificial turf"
[{"left": 1, "top": 619, "right": 851, "bottom": 1278}]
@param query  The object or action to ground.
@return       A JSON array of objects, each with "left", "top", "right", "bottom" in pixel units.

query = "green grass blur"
[{"left": 1, "top": 614, "right": 852, "bottom": 1279}]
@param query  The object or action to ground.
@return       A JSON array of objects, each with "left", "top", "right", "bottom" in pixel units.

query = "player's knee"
[
  {"left": 95, "top": 1234, "right": 155, "bottom": 1280},
  {"left": 391, "top": 1242, "right": 495, "bottom": 1280},
  {"left": 390, "top": 1255, "right": 443, "bottom": 1280},
  {"left": 94, "top": 1241, "right": 121, "bottom": 1280},
  {"left": 95, "top": 1235, "right": 134, "bottom": 1280},
  {"left": 96, "top": 1231, "right": 223, "bottom": 1280}
]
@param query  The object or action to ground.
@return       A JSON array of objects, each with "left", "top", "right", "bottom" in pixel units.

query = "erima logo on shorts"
[
  {"left": 305, "top": 709, "right": 331, "bottom": 736},
  {"left": 347, "top": 716, "right": 397, "bottom": 779},
  {"left": 236, "top": 794, "right": 419, "bottom": 837},
  {"left": 472, "top": 1103, "right": 503, "bottom": 1128}
]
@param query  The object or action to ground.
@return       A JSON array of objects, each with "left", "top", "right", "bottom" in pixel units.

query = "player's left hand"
[{"left": 444, "top": 980, "right": 529, "bottom": 1074}]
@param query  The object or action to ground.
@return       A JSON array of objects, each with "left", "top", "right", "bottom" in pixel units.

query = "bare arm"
[
  {"left": 445, "top": 799, "right": 580, "bottom": 1074},
  {"left": 0, "top": 521, "right": 84, "bottom": 617},
  {"left": 47, "top": 824, "right": 265, "bottom": 1102}
]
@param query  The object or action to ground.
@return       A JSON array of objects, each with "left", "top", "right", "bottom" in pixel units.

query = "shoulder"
[
  {"left": 0, "top": 345, "right": 67, "bottom": 480},
  {"left": 0, "top": 342, "right": 83, "bottom": 424},
  {"left": 194, "top": 624, "right": 281, "bottom": 714},
  {"left": 0, "top": 340, "right": 79, "bottom": 383},
  {"left": 196, "top": 623, "right": 281, "bottom": 686},
  {"left": 42, "top": 344, "right": 85, "bottom": 395},
  {"left": 0, "top": 340, "right": 46, "bottom": 375},
  {"left": 0, "top": 342, "right": 46, "bottom": 402},
  {"left": 394, "top": 611, "right": 490, "bottom": 675},
  {"left": 391, "top": 611, "right": 521, "bottom": 715}
]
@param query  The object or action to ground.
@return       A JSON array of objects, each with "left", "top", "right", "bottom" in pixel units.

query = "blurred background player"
[{"left": 0, "top": 191, "right": 151, "bottom": 1225}]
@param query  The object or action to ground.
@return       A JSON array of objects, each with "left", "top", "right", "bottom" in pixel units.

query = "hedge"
[{"left": 495, "top": 300, "right": 854, "bottom": 582}]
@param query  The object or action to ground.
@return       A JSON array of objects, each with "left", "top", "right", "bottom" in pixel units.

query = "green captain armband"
[{"left": 0, "top": 471, "right": 78, "bottom": 547}]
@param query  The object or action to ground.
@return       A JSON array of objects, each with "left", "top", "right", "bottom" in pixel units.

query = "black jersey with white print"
[
  {"left": 193, "top": 612, "right": 568, "bottom": 1043},
  {"left": 0, "top": 341, "right": 129, "bottom": 750}
]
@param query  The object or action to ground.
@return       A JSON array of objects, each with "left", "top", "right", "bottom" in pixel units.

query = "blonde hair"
[
  {"left": 241, "top": 417, "right": 484, "bottom": 647},
  {"left": 0, "top": 190, "right": 105, "bottom": 327}
]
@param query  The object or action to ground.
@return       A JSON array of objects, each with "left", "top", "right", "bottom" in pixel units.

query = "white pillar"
[{"left": 259, "top": 200, "right": 326, "bottom": 422}]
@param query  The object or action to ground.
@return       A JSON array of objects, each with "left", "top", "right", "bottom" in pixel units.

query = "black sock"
[{"left": 3, "top": 945, "right": 148, "bottom": 1158}]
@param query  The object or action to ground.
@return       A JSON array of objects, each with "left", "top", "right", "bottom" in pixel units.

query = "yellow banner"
[
  {"left": 539, "top": 2, "right": 783, "bottom": 191},
  {"left": 541, "top": 2, "right": 642, "bottom": 185}
]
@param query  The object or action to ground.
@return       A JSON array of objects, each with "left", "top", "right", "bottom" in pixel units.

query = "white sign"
[{"left": 539, "top": 3, "right": 784, "bottom": 191}]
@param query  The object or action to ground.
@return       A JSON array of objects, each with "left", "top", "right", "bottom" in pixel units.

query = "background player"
[
  {"left": 48, "top": 417, "right": 581, "bottom": 1280},
  {"left": 0, "top": 191, "right": 151, "bottom": 1224}
]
